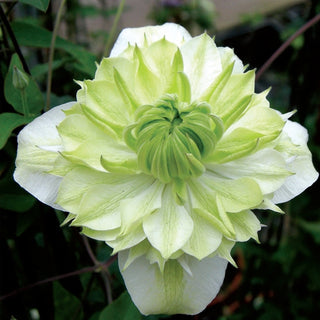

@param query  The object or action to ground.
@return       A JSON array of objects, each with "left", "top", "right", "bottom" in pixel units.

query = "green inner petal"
[
  {"left": 56, "top": 167, "right": 155, "bottom": 228},
  {"left": 79, "top": 80, "right": 131, "bottom": 137},
  {"left": 182, "top": 208, "right": 222, "bottom": 259},
  {"left": 198, "top": 173, "right": 263, "bottom": 212},
  {"left": 143, "top": 184, "right": 194, "bottom": 259},
  {"left": 228, "top": 210, "right": 261, "bottom": 242},
  {"left": 208, "top": 70, "right": 255, "bottom": 128}
]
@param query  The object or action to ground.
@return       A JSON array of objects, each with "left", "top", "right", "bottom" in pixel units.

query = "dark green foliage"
[
  {"left": 5, "top": 54, "right": 44, "bottom": 115},
  {"left": 19, "top": 0, "right": 50, "bottom": 12},
  {"left": 99, "top": 292, "right": 142, "bottom": 320}
]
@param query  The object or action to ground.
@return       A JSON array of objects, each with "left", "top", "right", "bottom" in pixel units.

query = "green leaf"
[
  {"left": 297, "top": 220, "right": 320, "bottom": 244},
  {"left": 99, "top": 291, "right": 142, "bottom": 320},
  {"left": 4, "top": 54, "right": 44, "bottom": 115},
  {"left": 12, "top": 21, "right": 96, "bottom": 76},
  {"left": 53, "top": 282, "right": 84, "bottom": 320},
  {"left": 31, "top": 59, "right": 68, "bottom": 79},
  {"left": 0, "top": 112, "right": 35, "bottom": 149},
  {"left": 19, "top": 0, "right": 50, "bottom": 12},
  {"left": 0, "top": 193, "right": 36, "bottom": 212}
]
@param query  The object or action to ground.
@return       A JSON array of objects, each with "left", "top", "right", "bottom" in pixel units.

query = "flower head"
[{"left": 14, "top": 23, "right": 318, "bottom": 315}]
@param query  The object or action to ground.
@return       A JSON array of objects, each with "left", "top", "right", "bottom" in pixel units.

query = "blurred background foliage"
[{"left": 0, "top": 0, "right": 320, "bottom": 319}]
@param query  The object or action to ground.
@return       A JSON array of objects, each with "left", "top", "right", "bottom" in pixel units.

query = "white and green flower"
[{"left": 14, "top": 23, "right": 318, "bottom": 315}]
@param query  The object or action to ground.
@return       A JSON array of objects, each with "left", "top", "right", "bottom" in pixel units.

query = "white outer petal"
[
  {"left": 218, "top": 46, "right": 244, "bottom": 73},
  {"left": 181, "top": 33, "right": 222, "bottom": 100},
  {"left": 272, "top": 120, "right": 318, "bottom": 203},
  {"left": 110, "top": 23, "right": 192, "bottom": 57},
  {"left": 119, "top": 251, "right": 228, "bottom": 315},
  {"left": 14, "top": 102, "right": 75, "bottom": 210}
]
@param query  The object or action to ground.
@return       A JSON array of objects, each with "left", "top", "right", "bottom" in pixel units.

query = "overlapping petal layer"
[{"left": 14, "top": 23, "right": 318, "bottom": 315}]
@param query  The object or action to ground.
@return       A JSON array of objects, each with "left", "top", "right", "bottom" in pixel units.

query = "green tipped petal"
[
  {"left": 143, "top": 185, "right": 193, "bottom": 259},
  {"left": 182, "top": 209, "right": 222, "bottom": 259},
  {"left": 181, "top": 33, "right": 222, "bottom": 99},
  {"left": 119, "top": 251, "right": 228, "bottom": 315},
  {"left": 228, "top": 210, "right": 261, "bottom": 242},
  {"left": 207, "top": 149, "right": 291, "bottom": 194}
]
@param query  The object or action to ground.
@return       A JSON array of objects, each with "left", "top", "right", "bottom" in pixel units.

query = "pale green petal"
[
  {"left": 228, "top": 210, "right": 261, "bottom": 242},
  {"left": 71, "top": 175, "right": 155, "bottom": 230},
  {"left": 207, "top": 149, "right": 291, "bottom": 194},
  {"left": 58, "top": 110, "right": 137, "bottom": 172},
  {"left": 79, "top": 80, "right": 132, "bottom": 136},
  {"left": 119, "top": 251, "right": 227, "bottom": 315},
  {"left": 208, "top": 70, "right": 255, "bottom": 128},
  {"left": 56, "top": 167, "right": 110, "bottom": 213},
  {"left": 122, "top": 240, "right": 150, "bottom": 270},
  {"left": 131, "top": 46, "right": 162, "bottom": 103},
  {"left": 146, "top": 247, "right": 168, "bottom": 272},
  {"left": 14, "top": 102, "right": 75, "bottom": 210},
  {"left": 61, "top": 139, "right": 137, "bottom": 172},
  {"left": 143, "top": 185, "right": 193, "bottom": 259},
  {"left": 81, "top": 227, "right": 120, "bottom": 241},
  {"left": 209, "top": 106, "right": 284, "bottom": 163},
  {"left": 110, "top": 23, "right": 191, "bottom": 57},
  {"left": 169, "top": 71, "right": 191, "bottom": 103},
  {"left": 71, "top": 184, "right": 122, "bottom": 230},
  {"left": 182, "top": 209, "right": 222, "bottom": 259},
  {"left": 218, "top": 47, "right": 244, "bottom": 73},
  {"left": 248, "top": 89, "right": 271, "bottom": 109},
  {"left": 206, "top": 127, "right": 260, "bottom": 163},
  {"left": 191, "top": 173, "right": 263, "bottom": 213},
  {"left": 109, "top": 225, "right": 146, "bottom": 253},
  {"left": 119, "top": 180, "right": 164, "bottom": 234},
  {"left": 226, "top": 106, "right": 284, "bottom": 144},
  {"left": 193, "top": 207, "right": 233, "bottom": 238},
  {"left": 95, "top": 57, "right": 140, "bottom": 110},
  {"left": 142, "top": 39, "right": 183, "bottom": 91},
  {"left": 273, "top": 121, "right": 319, "bottom": 203},
  {"left": 57, "top": 113, "right": 109, "bottom": 150},
  {"left": 94, "top": 57, "right": 135, "bottom": 82},
  {"left": 56, "top": 167, "right": 155, "bottom": 229},
  {"left": 210, "top": 237, "right": 236, "bottom": 267},
  {"left": 258, "top": 197, "right": 284, "bottom": 213},
  {"left": 181, "top": 33, "right": 222, "bottom": 100}
]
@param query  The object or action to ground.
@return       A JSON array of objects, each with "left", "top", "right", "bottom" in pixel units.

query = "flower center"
[{"left": 124, "top": 94, "right": 222, "bottom": 183}]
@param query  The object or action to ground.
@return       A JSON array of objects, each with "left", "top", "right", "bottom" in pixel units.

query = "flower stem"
[
  {"left": 0, "top": 255, "right": 117, "bottom": 302},
  {"left": 256, "top": 13, "right": 320, "bottom": 80},
  {"left": 45, "top": 0, "right": 67, "bottom": 111},
  {"left": 20, "top": 89, "right": 29, "bottom": 117},
  {"left": 103, "top": 0, "right": 126, "bottom": 57},
  {"left": 82, "top": 236, "right": 113, "bottom": 303}
]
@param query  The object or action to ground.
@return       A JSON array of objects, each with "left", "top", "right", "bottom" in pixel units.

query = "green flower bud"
[{"left": 12, "top": 65, "right": 29, "bottom": 90}]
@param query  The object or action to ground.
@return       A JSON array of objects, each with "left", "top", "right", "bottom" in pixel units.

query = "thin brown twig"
[
  {"left": 82, "top": 235, "right": 99, "bottom": 265},
  {"left": 103, "top": 0, "right": 126, "bottom": 57},
  {"left": 0, "top": 3, "right": 30, "bottom": 74},
  {"left": 256, "top": 13, "right": 320, "bottom": 81},
  {"left": 0, "top": 255, "right": 117, "bottom": 302},
  {"left": 45, "top": 0, "right": 66, "bottom": 110},
  {"left": 82, "top": 236, "right": 113, "bottom": 303}
]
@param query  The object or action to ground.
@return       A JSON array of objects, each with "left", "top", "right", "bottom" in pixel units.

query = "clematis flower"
[{"left": 14, "top": 23, "right": 318, "bottom": 315}]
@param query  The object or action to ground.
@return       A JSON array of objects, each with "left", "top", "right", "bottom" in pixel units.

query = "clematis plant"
[{"left": 14, "top": 23, "right": 318, "bottom": 315}]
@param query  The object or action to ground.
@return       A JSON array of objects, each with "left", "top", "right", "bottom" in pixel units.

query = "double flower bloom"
[{"left": 14, "top": 23, "right": 318, "bottom": 315}]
